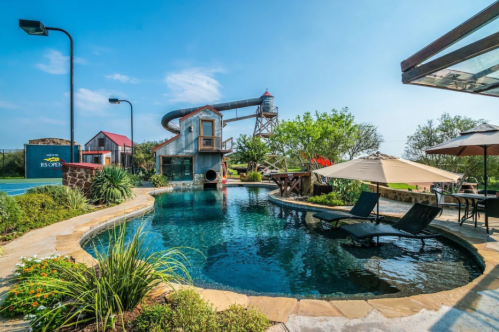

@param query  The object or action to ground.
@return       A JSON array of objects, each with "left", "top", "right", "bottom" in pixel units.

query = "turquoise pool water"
[{"left": 83, "top": 187, "right": 482, "bottom": 299}]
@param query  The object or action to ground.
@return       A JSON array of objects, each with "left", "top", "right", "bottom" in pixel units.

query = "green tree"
[
  {"left": 347, "top": 123, "right": 384, "bottom": 160},
  {"left": 403, "top": 113, "right": 493, "bottom": 182},
  {"left": 133, "top": 140, "right": 166, "bottom": 171},
  {"left": 234, "top": 135, "right": 269, "bottom": 172}
]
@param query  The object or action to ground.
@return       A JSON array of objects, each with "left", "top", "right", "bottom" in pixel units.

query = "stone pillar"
[{"left": 62, "top": 163, "right": 102, "bottom": 198}]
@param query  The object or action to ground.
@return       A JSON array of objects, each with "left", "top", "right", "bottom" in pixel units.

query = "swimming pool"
[{"left": 83, "top": 186, "right": 482, "bottom": 300}]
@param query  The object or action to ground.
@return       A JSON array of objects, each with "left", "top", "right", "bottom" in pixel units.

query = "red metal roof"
[
  {"left": 82, "top": 150, "right": 111, "bottom": 155},
  {"left": 179, "top": 105, "right": 223, "bottom": 122},
  {"left": 85, "top": 131, "right": 132, "bottom": 147},
  {"left": 262, "top": 91, "right": 273, "bottom": 97},
  {"left": 62, "top": 162, "right": 103, "bottom": 170},
  {"left": 152, "top": 134, "right": 181, "bottom": 152}
]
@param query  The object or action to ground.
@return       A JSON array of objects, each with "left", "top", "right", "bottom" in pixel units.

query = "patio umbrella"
[
  {"left": 314, "top": 152, "right": 460, "bottom": 219},
  {"left": 426, "top": 123, "right": 499, "bottom": 196}
]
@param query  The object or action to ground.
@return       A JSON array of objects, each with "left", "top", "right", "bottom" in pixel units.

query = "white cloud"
[
  {"left": 165, "top": 68, "right": 223, "bottom": 104},
  {"left": 36, "top": 50, "right": 86, "bottom": 74},
  {"left": 0, "top": 100, "right": 19, "bottom": 109},
  {"left": 105, "top": 73, "right": 139, "bottom": 84},
  {"left": 73, "top": 88, "right": 124, "bottom": 115}
]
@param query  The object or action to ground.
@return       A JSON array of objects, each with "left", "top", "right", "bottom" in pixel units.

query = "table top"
[{"left": 453, "top": 193, "right": 499, "bottom": 200}]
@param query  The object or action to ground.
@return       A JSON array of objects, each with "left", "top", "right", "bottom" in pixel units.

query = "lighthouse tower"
[{"left": 254, "top": 90, "right": 278, "bottom": 138}]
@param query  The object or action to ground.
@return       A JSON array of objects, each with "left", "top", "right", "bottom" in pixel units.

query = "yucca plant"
[
  {"left": 91, "top": 166, "right": 134, "bottom": 204},
  {"left": 29, "top": 222, "right": 191, "bottom": 331}
]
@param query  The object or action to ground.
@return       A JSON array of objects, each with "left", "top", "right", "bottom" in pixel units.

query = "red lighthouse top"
[{"left": 262, "top": 90, "right": 273, "bottom": 97}]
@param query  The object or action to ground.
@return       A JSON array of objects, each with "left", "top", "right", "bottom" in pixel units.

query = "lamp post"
[
  {"left": 109, "top": 99, "right": 134, "bottom": 173},
  {"left": 19, "top": 19, "right": 75, "bottom": 163}
]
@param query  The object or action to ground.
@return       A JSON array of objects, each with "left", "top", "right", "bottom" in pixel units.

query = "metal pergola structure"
[{"left": 401, "top": 1, "right": 499, "bottom": 97}]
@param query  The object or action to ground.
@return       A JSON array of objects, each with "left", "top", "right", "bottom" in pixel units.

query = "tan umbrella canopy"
[
  {"left": 314, "top": 152, "right": 460, "bottom": 218},
  {"left": 426, "top": 123, "right": 499, "bottom": 194}
]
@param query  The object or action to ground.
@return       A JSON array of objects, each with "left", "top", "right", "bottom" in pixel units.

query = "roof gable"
[
  {"left": 179, "top": 105, "right": 223, "bottom": 122},
  {"left": 152, "top": 134, "right": 180, "bottom": 152},
  {"left": 85, "top": 131, "right": 132, "bottom": 147}
]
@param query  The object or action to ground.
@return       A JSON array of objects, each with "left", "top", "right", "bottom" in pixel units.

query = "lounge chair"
[
  {"left": 313, "top": 191, "right": 381, "bottom": 228},
  {"left": 432, "top": 188, "right": 467, "bottom": 221},
  {"left": 340, "top": 203, "right": 442, "bottom": 247}
]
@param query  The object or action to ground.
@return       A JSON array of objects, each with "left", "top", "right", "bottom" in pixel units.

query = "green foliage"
[
  {"left": 0, "top": 254, "right": 87, "bottom": 317},
  {"left": 1, "top": 193, "right": 86, "bottom": 241},
  {"left": 0, "top": 191, "right": 22, "bottom": 235},
  {"left": 91, "top": 165, "right": 134, "bottom": 204},
  {"left": 134, "top": 140, "right": 165, "bottom": 172},
  {"left": 1, "top": 150, "right": 24, "bottom": 177},
  {"left": 135, "top": 289, "right": 270, "bottom": 332},
  {"left": 269, "top": 109, "right": 365, "bottom": 167},
  {"left": 28, "top": 222, "right": 190, "bottom": 331},
  {"left": 308, "top": 192, "right": 346, "bottom": 206},
  {"left": 63, "top": 187, "right": 90, "bottom": 211},
  {"left": 347, "top": 123, "right": 384, "bottom": 160},
  {"left": 329, "top": 178, "right": 367, "bottom": 205},
  {"left": 129, "top": 174, "right": 143, "bottom": 187},
  {"left": 404, "top": 113, "right": 493, "bottom": 182},
  {"left": 26, "top": 185, "right": 67, "bottom": 204},
  {"left": 245, "top": 171, "right": 262, "bottom": 182},
  {"left": 150, "top": 174, "right": 167, "bottom": 188},
  {"left": 138, "top": 167, "right": 156, "bottom": 181},
  {"left": 234, "top": 135, "right": 269, "bottom": 172}
]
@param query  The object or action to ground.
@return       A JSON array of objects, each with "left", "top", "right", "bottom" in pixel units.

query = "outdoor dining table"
[{"left": 452, "top": 192, "right": 497, "bottom": 234}]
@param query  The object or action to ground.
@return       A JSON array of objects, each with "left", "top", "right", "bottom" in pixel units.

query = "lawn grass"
[{"left": 387, "top": 183, "right": 417, "bottom": 190}]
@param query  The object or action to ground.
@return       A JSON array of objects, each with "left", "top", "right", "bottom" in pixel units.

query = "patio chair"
[
  {"left": 313, "top": 191, "right": 381, "bottom": 228},
  {"left": 432, "top": 188, "right": 466, "bottom": 221},
  {"left": 340, "top": 203, "right": 442, "bottom": 247}
]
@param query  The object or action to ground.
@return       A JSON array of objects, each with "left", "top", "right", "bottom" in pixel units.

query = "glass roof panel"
[{"left": 410, "top": 48, "right": 499, "bottom": 97}]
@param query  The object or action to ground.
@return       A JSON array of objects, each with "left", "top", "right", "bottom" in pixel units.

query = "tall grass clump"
[
  {"left": 0, "top": 191, "right": 22, "bottom": 235},
  {"left": 245, "top": 171, "right": 262, "bottom": 182},
  {"left": 26, "top": 185, "right": 90, "bottom": 211},
  {"left": 91, "top": 165, "right": 134, "bottom": 204},
  {"left": 29, "top": 222, "right": 191, "bottom": 331}
]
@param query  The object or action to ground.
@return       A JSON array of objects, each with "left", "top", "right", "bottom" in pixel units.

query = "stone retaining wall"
[
  {"left": 366, "top": 184, "right": 455, "bottom": 205},
  {"left": 62, "top": 163, "right": 102, "bottom": 198}
]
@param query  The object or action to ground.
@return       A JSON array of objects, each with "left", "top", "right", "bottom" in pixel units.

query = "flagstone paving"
[{"left": 1, "top": 184, "right": 499, "bottom": 331}]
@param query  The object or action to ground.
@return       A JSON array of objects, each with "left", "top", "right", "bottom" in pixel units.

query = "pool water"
[{"left": 83, "top": 187, "right": 483, "bottom": 299}]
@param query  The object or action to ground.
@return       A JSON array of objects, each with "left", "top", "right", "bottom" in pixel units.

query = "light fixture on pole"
[
  {"left": 19, "top": 19, "right": 75, "bottom": 163},
  {"left": 109, "top": 99, "right": 134, "bottom": 173}
]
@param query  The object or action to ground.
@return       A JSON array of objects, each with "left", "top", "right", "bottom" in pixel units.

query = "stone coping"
[{"left": 2, "top": 183, "right": 499, "bottom": 327}]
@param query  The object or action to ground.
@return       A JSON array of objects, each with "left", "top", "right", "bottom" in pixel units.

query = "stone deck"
[{"left": 1, "top": 184, "right": 499, "bottom": 331}]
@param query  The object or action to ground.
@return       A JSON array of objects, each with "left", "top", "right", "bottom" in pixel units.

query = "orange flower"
[
  {"left": 43, "top": 294, "right": 49, "bottom": 298},
  {"left": 51, "top": 291, "right": 55, "bottom": 295},
  {"left": 29, "top": 290, "right": 34, "bottom": 294},
  {"left": 15, "top": 291, "right": 20, "bottom": 295},
  {"left": 35, "top": 293, "right": 40, "bottom": 298},
  {"left": 41, "top": 266, "right": 46, "bottom": 270},
  {"left": 37, "top": 288, "right": 42, "bottom": 293},
  {"left": 32, "top": 302, "right": 38, "bottom": 307},
  {"left": 43, "top": 261, "right": 47, "bottom": 265},
  {"left": 52, "top": 270, "right": 57, "bottom": 273},
  {"left": 29, "top": 283, "right": 34, "bottom": 287},
  {"left": 40, "top": 273, "right": 47, "bottom": 277},
  {"left": 9, "top": 306, "right": 13, "bottom": 311}
]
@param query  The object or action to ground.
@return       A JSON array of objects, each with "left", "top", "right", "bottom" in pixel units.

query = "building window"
[
  {"left": 98, "top": 138, "right": 105, "bottom": 147},
  {"left": 161, "top": 156, "right": 193, "bottom": 181},
  {"left": 200, "top": 119, "right": 214, "bottom": 147},
  {"left": 93, "top": 156, "right": 99, "bottom": 164}
]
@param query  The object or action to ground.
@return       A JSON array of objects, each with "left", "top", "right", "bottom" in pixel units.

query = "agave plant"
[
  {"left": 29, "top": 221, "right": 191, "bottom": 331},
  {"left": 91, "top": 166, "right": 134, "bottom": 204}
]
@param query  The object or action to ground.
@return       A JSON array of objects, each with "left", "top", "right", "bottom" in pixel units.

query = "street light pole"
[
  {"left": 109, "top": 99, "right": 134, "bottom": 173},
  {"left": 19, "top": 20, "right": 75, "bottom": 163}
]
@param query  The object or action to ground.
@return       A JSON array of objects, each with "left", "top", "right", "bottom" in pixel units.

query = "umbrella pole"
[
  {"left": 484, "top": 146, "right": 488, "bottom": 196},
  {"left": 377, "top": 182, "right": 380, "bottom": 221}
]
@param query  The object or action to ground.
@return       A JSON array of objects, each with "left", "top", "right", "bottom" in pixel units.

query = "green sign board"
[{"left": 25, "top": 145, "right": 80, "bottom": 179}]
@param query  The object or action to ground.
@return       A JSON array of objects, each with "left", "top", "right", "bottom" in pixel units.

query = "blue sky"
[{"left": 1, "top": 0, "right": 498, "bottom": 156}]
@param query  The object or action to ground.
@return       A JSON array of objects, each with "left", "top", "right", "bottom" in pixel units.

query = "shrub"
[
  {"left": 329, "top": 178, "right": 368, "bottom": 205},
  {"left": 91, "top": 165, "right": 134, "bottom": 204},
  {"left": 2, "top": 194, "right": 85, "bottom": 241},
  {"left": 28, "top": 222, "right": 190, "bottom": 331},
  {"left": 0, "top": 191, "right": 22, "bottom": 235},
  {"left": 135, "top": 289, "right": 270, "bottom": 332},
  {"left": 150, "top": 174, "right": 167, "bottom": 188},
  {"left": 129, "top": 174, "right": 143, "bottom": 187},
  {"left": 26, "top": 185, "right": 67, "bottom": 205},
  {"left": 64, "top": 187, "right": 90, "bottom": 211},
  {"left": 138, "top": 168, "right": 156, "bottom": 181},
  {"left": 308, "top": 192, "right": 346, "bottom": 206},
  {"left": 245, "top": 171, "right": 262, "bottom": 182},
  {"left": 0, "top": 254, "right": 87, "bottom": 317}
]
